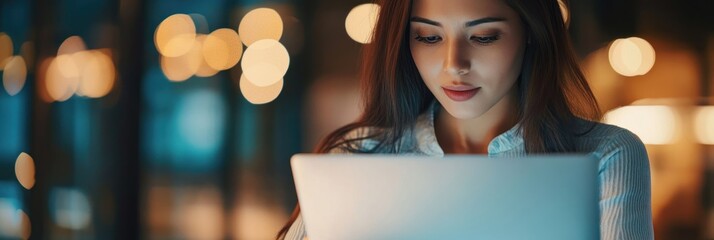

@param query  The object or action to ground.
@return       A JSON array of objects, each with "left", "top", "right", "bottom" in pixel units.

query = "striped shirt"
[{"left": 285, "top": 102, "right": 654, "bottom": 239}]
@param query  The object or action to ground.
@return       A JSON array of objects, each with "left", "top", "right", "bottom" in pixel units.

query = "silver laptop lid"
[{"left": 291, "top": 154, "right": 599, "bottom": 240}]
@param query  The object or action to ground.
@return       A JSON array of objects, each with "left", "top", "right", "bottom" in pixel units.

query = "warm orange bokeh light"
[
  {"left": 608, "top": 37, "right": 656, "bottom": 77},
  {"left": 694, "top": 106, "right": 714, "bottom": 145},
  {"left": 239, "top": 74, "right": 283, "bottom": 104},
  {"left": 57, "top": 36, "right": 87, "bottom": 56},
  {"left": 160, "top": 37, "right": 203, "bottom": 82},
  {"left": 46, "top": 55, "right": 80, "bottom": 102},
  {"left": 239, "top": 8, "right": 283, "bottom": 46},
  {"left": 240, "top": 39, "right": 290, "bottom": 87},
  {"left": 15, "top": 152, "right": 35, "bottom": 190},
  {"left": 345, "top": 3, "right": 380, "bottom": 44},
  {"left": 194, "top": 35, "right": 220, "bottom": 77},
  {"left": 155, "top": 14, "right": 197, "bottom": 57},
  {"left": 36, "top": 57, "right": 55, "bottom": 103},
  {"left": 604, "top": 105, "right": 677, "bottom": 145},
  {"left": 0, "top": 33, "right": 13, "bottom": 70},
  {"left": 203, "top": 28, "right": 243, "bottom": 71},
  {"left": 76, "top": 50, "right": 116, "bottom": 98}
]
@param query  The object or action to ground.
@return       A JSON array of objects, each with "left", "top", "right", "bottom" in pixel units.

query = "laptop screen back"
[{"left": 291, "top": 154, "right": 599, "bottom": 240}]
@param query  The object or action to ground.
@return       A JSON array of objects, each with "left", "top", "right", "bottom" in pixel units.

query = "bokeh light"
[
  {"left": 46, "top": 55, "right": 80, "bottom": 101},
  {"left": 57, "top": 36, "right": 87, "bottom": 56},
  {"left": 238, "top": 8, "right": 283, "bottom": 46},
  {"left": 176, "top": 90, "right": 226, "bottom": 153},
  {"left": 203, "top": 28, "right": 243, "bottom": 71},
  {"left": 239, "top": 74, "right": 283, "bottom": 104},
  {"left": 241, "top": 39, "right": 289, "bottom": 87},
  {"left": 2, "top": 56, "right": 27, "bottom": 96},
  {"left": 15, "top": 152, "right": 35, "bottom": 190},
  {"left": 195, "top": 35, "right": 220, "bottom": 77},
  {"left": 76, "top": 50, "right": 116, "bottom": 98},
  {"left": 694, "top": 106, "right": 714, "bottom": 145},
  {"left": 609, "top": 37, "right": 656, "bottom": 77},
  {"left": 604, "top": 105, "right": 677, "bottom": 145},
  {"left": 160, "top": 37, "right": 203, "bottom": 82},
  {"left": 36, "top": 57, "right": 56, "bottom": 103},
  {"left": 345, "top": 3, "right": 380, "bottom": 44},
  {"left": 50, "top": 188, "right": 91, "bottom": 230},
  {"left": 155, "top": 14, "right": 197, "bottom": 57},
  {"left": 0, "top": 33, "right": 13, "bottom": 70}
]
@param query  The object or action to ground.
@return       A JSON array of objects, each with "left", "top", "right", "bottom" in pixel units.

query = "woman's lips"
[{"left": 442, "top": 87, "right": 480, "bottom": 101}]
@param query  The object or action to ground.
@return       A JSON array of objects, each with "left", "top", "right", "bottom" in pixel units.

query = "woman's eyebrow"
[{"left": 410, "top": 16, "right": 507, "bottom": 27}]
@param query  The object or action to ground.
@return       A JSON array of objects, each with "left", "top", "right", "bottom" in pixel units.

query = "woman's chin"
[{"left": 440, "top": 103, "right": 487, "bottom": 120}]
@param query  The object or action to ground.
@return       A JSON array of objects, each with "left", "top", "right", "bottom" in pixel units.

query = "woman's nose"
[{"left": 443, "top": 39, "right": 471, "bottom": 76}]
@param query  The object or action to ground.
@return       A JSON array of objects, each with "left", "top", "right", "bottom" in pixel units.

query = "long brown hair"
[{"left": 276, "top": 0, "right": 600, "bottom": 238}]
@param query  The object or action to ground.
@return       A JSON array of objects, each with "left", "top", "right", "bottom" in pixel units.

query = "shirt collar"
[{"left": 414, "top": 100, "right": 523, "bottom": 156}]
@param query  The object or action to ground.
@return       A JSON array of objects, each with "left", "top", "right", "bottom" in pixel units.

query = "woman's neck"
[{"left": 435, "top": 89, "right": 519, "bottom": 154}]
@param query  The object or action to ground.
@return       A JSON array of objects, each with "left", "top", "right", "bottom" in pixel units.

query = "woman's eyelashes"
[
  {"left": 470, "top": 35, "right": 500, "bottom": 45},
  {"left": 414, "top": 35, "right": 442, "bottom": 44},
  {"left": 413, "top": 33, "right": 501, "bottom": 46}
]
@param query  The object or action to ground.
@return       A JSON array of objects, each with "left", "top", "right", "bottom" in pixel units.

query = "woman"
[{"left": 278, "top": 0, "right": 653, "bottom": 239}]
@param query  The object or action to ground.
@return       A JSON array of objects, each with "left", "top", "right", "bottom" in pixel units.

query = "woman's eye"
[
  {"left": 414, "top": 35, "right": 442, "bottom": 44},
  {"left": 471, "top": 35, "right": 500, "bottom": 45}
]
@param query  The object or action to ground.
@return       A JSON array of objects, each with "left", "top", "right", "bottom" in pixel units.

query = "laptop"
[{"left": 291, "top": 154, "right": 600, "bottom": 240}]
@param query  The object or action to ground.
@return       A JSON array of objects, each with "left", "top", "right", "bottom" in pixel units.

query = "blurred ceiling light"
[
  {"left": 194, "top": 35, "right": 220, "bottom": 77},
  {"left": 203, "top": 28, "right": 243, "bottom": 71},
  {"left": 239, "top": 74, "right": 283, "bottom": 104},
  {"left": 241, "top": 39, "right": 289, "bottom": 87},
  {"left": 345, "top": 3, "right": 380, "bottom": 44},
  {"left": 0, "top": 33, "right": 12, "bottom": 70},
  {"left": 608, "top": 37, "right": 656, "bottom": 77},
  {"left": 46, "top": 55, "right": 80, "bottom": 101},
  {"left": 238, "top": 8, "right": 283, "bottom": 46},
  {"left": 694, "top": 106, "right": 714, "bottom": 145},
  {"left": 2, "top": 56, "right": 27, "bottom": 96},
  {"left": 160, "top": 37, "right": 203, "bottom": 82},
  {"left": 57, "top": 36, "right": 87, "bottom": 56},
  {"left": 604, "top": 105, "right": 677, "bottom": 145},
  {"left": 155, "top": 14, "right": 197, "bottom": 57},
  {"left": 50, "top": 188, "right": 91, "bottom": 230},
  {"left": 76, "top": 50, "right": 116, "bottom": 98},
  {"left": 15, "top": 152, "right": 35, "bottom": 190}
]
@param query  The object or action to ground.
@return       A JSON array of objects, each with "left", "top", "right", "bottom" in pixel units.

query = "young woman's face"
[{"left": 409, "top": 0, "right": 526, "bottom": 119}]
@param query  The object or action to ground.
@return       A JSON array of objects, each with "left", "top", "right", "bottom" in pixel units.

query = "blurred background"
[{"left": 0, "top": 0, "right": 713, "bottom": 239}]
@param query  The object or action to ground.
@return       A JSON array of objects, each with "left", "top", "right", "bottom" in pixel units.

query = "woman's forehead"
[{"left": 410, "top": 0, "right": 516, "bottom": 21}]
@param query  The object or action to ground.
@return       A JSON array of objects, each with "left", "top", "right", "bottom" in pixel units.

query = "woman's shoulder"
[
  {"left": 575, "top": 119, "right": 644, "bottom": 144},
  {"left": 573, "top": 119, "right": 648, "bottom": 165}
]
